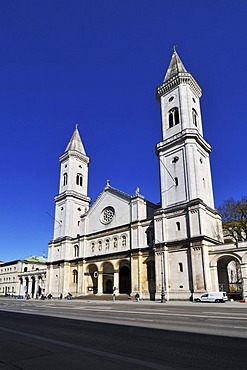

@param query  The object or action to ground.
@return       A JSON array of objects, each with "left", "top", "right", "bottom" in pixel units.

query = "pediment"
[{"left": 85, "top": 186, "right": 132, "bottom": 233}]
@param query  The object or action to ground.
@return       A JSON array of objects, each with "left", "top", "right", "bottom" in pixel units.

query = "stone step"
[{"left": 75, "top": 294, "right": 131, "bottom": 301}]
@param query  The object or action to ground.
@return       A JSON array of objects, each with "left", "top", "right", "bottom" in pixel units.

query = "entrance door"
[
  {"left": 119, "top": 266, "right": 131, "bottom": 294},
  {"left": 105, "top": 279, "right": 113, "bottom": 293},
  {"left": 103, "top": 262, "right": 114, "bottom": 293}
]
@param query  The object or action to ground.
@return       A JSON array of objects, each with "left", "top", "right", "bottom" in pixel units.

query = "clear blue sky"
[{"left": 1, "top": 0, "right": 246, "bottom": 262}]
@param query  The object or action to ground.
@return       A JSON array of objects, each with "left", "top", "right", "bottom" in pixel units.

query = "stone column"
[
  {"left": 113, "top": 269, "right": 119, "bottom": 291},
  {"left": 190, "top": 246, "right": 206, "bottom": 294},
  {"left": 35, "top": 275, "right": 39, "bottom": 299},
  {"left": 138, "top": 251, "right": 142, "bottom": 293},
  {"left": 19, "top": 278, "right": 24, "bottom": 297},
  {"left": 241, "top": 262, "right": 247, "bottom": 301},
  {"left": 46, "top": 265, "right": 51, "bottom": 294},
  {"left": 210, "top": 266, "right": 219, "bottom": 291},
  {"left": 97, "top": 271, "right": 103, "bottom": 294},
  {"left": 155, "top": 250, "right": 166, "bottom": 302},
  {"left": 78, "top": 260, "right": 85, "bottom": 295},
  {"left": 131, "top": 255, "right": 139, "bottom": 293},
  {"left": 202, "top": 245, "right": 211, "bottom": 292},
  {"left": 63, "top": 262, "right": 70, "bottom": 295},
  {"left": 154, "top": 250, "right": 161, "bottom": 298}
]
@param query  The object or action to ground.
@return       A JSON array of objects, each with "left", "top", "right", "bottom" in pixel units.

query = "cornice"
[
  {"left": 54, "top": 191, "right": 91, "bottom": 203},
  {"left": 59, "top": 150, "right": 90, "bottom": 164},
  {"left": 81, "top": 224, "right": 131, "bottom": 240},
  {"left": 156, "top": 128, "right": 211, "bottom": 154},
  {"left": 156, "top": 72, "right": 202, "bottom": 100},
  {"left": 155, "top": 198, "right": 221, "bottom": 217}
]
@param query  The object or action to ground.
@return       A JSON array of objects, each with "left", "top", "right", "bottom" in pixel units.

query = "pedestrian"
[
  {"left": 135, "top": 293, "right": 140, "bottom": 302},
  {"left": 112, "top": 287, "right": 117, "bottom": 302}
]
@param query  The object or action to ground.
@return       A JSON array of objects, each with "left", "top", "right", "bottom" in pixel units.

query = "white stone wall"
[
  {"left": 85, "top": 192, "right": 131, "bottom": 235},
  {"left": 160, "top": 84, "right": 203, "bottom": 143}
]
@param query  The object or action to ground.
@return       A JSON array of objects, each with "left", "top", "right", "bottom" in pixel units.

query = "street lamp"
[
  {"left": 156, "top": 250, "right": 165, "bottom": 303},
  {"left": 160, "top": 251, "right": 165, "bottom": 303}
]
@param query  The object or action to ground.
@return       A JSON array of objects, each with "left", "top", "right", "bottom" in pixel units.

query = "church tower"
[
  {"left": 53, "top": 125, "right": 91, "bottom": 240},
  {"left": 154, "top": 49, "right": 223, "bottom": 246},
  {"left": 157, "top": 49, "right": 214, "bottom": 209},
  {"left": 154, "top": 50, "right": 223, "bottom": 298}
]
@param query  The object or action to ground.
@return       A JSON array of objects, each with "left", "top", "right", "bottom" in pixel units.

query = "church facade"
[{"left": 46, "top": 50, "right": 247, "bottom": 301}]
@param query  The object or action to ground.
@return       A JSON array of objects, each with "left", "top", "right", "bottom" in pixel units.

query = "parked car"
[{"left": 194, "top": 292, "right": 228, "bottom": 303}]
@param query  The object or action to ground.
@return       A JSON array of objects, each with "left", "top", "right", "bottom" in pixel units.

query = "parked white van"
[{"left": 194, "top": 292, "right": 228, "bottom": 303}]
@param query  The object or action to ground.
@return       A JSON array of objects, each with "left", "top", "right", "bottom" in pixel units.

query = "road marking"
[
  {"left": 70, "top": 308, "right": 247, "bottom": 321},
  {"left": 0, "top": 326, "right": 168, "bottom": 370},
  {"left": 207, "top": 323, "right": 247, "bottom": 330},
  {"left": 203, "top": 311, "right": 247, "bottom": 316},
  {"left": 6, "top": 305, "right": 247, "bottom": 322}
]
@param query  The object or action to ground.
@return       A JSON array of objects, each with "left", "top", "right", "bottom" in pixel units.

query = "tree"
[{"left": 218, "top": 196, "right": 247, "bottom": 245}]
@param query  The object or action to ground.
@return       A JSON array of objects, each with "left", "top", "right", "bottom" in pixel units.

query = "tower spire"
[
  {"left": 65, "top": 124, "right": 86, "bottom": 154},
  {"left": 163, "top": 47, "right": 187, "bottom": 83},
  {"left": 53, "top": 124, "right": 91, "bottom": 240}
]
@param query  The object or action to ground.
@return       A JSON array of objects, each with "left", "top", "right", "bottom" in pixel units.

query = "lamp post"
[
  {"left": 160, "top": 251, "right": 165, "bottom": 303},
  {"left": 156, "top": 250, "right": 165, "bottom": 303}
]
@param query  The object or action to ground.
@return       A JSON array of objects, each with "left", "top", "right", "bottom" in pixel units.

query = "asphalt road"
[{"left": 0, "top": 298, "right": 247, "bottom": 369}]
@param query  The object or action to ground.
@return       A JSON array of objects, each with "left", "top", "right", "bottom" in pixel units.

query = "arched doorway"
[
  {"left": 103, "top": 262, "right": 114, "bottom": 293},
  {"left": 119, "top": 262, "right": 131, "bottom": 294},
  {"left": 217, "top": 255, "right": 243, "bottom": 299},
  {"left": 88, "top": 264, "right": 98, "bottom": 294}
]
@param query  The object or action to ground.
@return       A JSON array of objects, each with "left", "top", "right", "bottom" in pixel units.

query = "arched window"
[
  {"left": 113, "top": 237, "right": 118, "bottom": 248},
  {"left": 98, "top": 241, "right": 102, "bottom": 251},
  {"left": 63, "top": 173, "right": 68, "bottom": 186},
  {"left": 91, "top": 243, "right": 95, "bottom": 253},
  {"left": 174, "top": 177, "right": 178, "bottom": 186},
  {"left": 76, "top": 173, "right": 83, "bottom": 187},
  {"left": 105, "top": 239, "right": 110, "bottom": 250},
  {"left": 74, "top": 245, "right": 79, "bottom": 257},
  {"left": 122, "top": 235, "right": 127, "bottom": 247},
  {"left": 73, "top": 270, "right": 78, "bottom": 284},
  {"left": 192, "top": 108, "right": 198, "bottom": 126},
  {"left": 168, "top": 107, "right": 179, "bottom": 128},
  {"left": 24, "top": 267, "right": 28, "bottom": 272},
  {"left": 178, "top": 263, "right": 183, "bottom": 272}
]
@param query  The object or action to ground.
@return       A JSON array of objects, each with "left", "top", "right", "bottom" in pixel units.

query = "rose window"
[{"left": 101, "top": 207, "right": 115, "bottom": 224}]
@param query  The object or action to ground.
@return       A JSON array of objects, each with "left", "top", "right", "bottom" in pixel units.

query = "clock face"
[{"left": 100, "top": 206, "right": 115, "bottom": 224}]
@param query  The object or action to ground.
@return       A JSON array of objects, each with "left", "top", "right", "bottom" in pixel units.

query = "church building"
[{"left": 46, "top": 50, "right": 247, "bottom": 301}]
